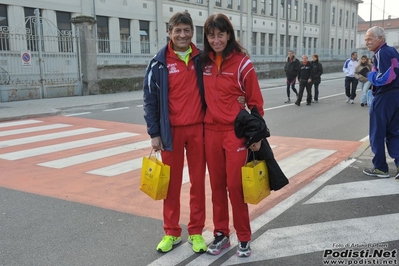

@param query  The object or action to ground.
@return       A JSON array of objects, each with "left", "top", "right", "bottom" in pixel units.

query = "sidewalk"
[{"left": 0, "top": 72, "right": 345, "bottom": 122}]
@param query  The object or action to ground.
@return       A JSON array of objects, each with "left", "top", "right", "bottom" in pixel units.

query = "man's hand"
[
  {"left": 151, "top": 136, "right": 164, "bottom": 151},
  {"left": 238, "top": 96, "right": 246, "bottom": 106}
]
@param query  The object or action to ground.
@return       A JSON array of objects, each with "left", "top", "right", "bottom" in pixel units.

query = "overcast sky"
[{"left": 358, "top": 0, "right": 399, "bottom": 21}]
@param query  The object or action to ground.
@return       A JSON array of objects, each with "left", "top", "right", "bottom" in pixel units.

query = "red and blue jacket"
[{"left": 143, "top": 42, "right": 205, "bottom": 151}]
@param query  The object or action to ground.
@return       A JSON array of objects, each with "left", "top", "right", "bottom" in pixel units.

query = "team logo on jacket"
[
  {"left": 167, "top": 63, "right": 179, "bottom": 74},
  {"left": 203, "top": 65, "right": 212, "bottom": 76}
]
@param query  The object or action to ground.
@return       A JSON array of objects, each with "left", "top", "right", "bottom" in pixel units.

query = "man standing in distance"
[
  {"left": 343, "top": 51, "right": 358, "bottom": 104},
  {"left": 284, "top": 50, "right": 300, "bottom": 103},
  {"left": 142, "top": 11, "right": 207, "bottom": 253},
  {"left": 362, "top": 26, "right": 399, "bottom": 179}
]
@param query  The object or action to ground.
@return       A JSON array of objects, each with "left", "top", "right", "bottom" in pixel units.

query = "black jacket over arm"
[{"left": 235, "top": 106, "right": 289, "bottom": 191}]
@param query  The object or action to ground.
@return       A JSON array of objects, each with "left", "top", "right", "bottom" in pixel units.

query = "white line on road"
[
  {"left": 278, "top": 148, "right": 337, "bottom": 178},
  {"left": 304, "top": 178, "right": 399, "bottom": 204},
  {"left": 0, "top": 128, "right": 104, "bottom": 148},
  {"left": 103, "top": 107, "right": 130, "bottom": 112},
  {"left": 64, "top": 112, "right": 92, "bottom": 117},
  {"left": 0, "top": 132, "right": 137, "bottom": 160},
  {"left": 39, "top": 140, "right": 150, "bottom": 169},
  {"left": 0, "top": 119, "right": 42, "bottom": 128},
  {"left": 0, "top": 124, "right": 72, "bottom": 137}
]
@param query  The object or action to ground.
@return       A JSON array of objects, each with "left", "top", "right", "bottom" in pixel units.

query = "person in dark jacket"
[
  {"left": 295, "top": 55, "right": 313, "bottom": 106},
  {"left": 234, "top": 106, "right": 289, "bottom": 191},
  {"left": 142, "top": 11, "right": 207, "bottom": 254},
  {"left": 284, "top": 50, "right": 300, "bottom": 103},
  {"left": 310, "top": 54, "right": 323, "bottom": 103}
]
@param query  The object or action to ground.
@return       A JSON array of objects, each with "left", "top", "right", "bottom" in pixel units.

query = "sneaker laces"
[{"left": 213, "top": 232, "right": 225, "bottom": 244}]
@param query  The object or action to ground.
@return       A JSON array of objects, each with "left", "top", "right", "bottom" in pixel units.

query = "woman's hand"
[{"left": 249, "top": 140, "right": 262, "bottom": 151}]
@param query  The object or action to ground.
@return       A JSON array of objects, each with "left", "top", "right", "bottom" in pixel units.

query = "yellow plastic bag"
[
  {"left": 241, "top": 160, "right": 270, "bottom": 204},
  {"left": 140, "top": 151, "right": 170, "bottom": 200}
]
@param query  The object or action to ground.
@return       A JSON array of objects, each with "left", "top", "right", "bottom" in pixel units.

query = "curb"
[{"left": 350, "top": 139, "right": 371, "bottom": 159}]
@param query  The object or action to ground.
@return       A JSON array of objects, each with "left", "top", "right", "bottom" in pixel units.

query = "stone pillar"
[{"left": 71, "top": 15, "right": 99, "bottom": 95}]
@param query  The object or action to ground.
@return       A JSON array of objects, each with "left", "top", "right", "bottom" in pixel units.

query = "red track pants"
[{"left": 161, "top": 123, "right": 206, "bottom": 236}]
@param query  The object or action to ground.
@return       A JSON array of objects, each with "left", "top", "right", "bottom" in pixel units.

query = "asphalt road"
[{"left": 1, "top": 77, "right": 398, "bottom": 266}]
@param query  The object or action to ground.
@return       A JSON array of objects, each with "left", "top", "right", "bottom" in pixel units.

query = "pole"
[
  {"left": 35, "top": 8, "right": 45, "bottom": 99},
  {"left": 239, "top": 0, "right": 242, "bottom": 43},
  {"left": 369, "top": 0, "right": 372, "bottom": 29},
  {"left": 382, "top": 0, "right": 385, "bottom": 28},
  {"left": 286, "top": 0, "right": 289, "bottom": 50}
]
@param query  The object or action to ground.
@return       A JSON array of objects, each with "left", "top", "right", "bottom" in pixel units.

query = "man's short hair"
[{"left": 168, "top": 11, "right": 193, "bottom": 32}]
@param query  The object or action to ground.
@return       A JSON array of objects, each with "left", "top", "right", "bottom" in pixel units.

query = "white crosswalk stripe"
[
  {"left": 0, "top": 119, "right": 43, "bottom": 128},
  {"left": 0, "top": 123, "right": 72, "bottom": 137},
  {"left": 0, "top": 127, "right": 104, "bottom": 148},
  {"left": 0, "top": 132, "right": 137, "bottom": 160}
]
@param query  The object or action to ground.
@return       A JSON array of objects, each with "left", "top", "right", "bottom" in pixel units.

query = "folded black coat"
[{"left": 235, "top": 107, "right": 289, "bottom": 191}]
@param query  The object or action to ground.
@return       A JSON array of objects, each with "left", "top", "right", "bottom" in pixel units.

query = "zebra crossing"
[{"left": 3, "top": 116, "right": 396, "bottom": 265}]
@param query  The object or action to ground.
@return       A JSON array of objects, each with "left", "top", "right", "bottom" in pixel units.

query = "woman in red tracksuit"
[{"left": 201, "top": 13, "right": 264, "bottom": 258}]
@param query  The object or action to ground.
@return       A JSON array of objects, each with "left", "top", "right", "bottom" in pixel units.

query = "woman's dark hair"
[
  {"left": 201, "top": 13, "right": 247, "bottom": 67},
  {"left": 312, "top": 54, "right": 319, "bottom": 61}
]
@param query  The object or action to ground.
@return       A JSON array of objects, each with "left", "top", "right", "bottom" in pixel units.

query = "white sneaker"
[
  {"left": 346, "top": 98, "right": 350, "bottom": 103},
  {"left": 350, "top": 99, "right": 354, "bottom": 104}
]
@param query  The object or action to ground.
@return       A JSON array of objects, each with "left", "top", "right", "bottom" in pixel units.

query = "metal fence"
[{"left": 95, "top": 37, "right": 375, "bottom": 66}]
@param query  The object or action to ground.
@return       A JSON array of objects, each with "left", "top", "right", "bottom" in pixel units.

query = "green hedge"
[{"left": 98, "top": 77, "right": 143, "bottom": 94}]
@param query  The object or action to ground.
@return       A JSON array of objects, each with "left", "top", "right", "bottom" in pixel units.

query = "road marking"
[
  {"left": 224, "top": 213, "right": 399, "bottom": 265},
  {"left": 0, "top": 132, "right": 137, "bottom": 160},
  {"left": 0, "top": 123, "right": 72, "bottom": 137},
  {"left": 103, "top": 107, "right": 130, "bottom": 112},
  {"left": 0, "top": 128, "right": 104, "bottom": 148},
  {"left": 152, "top": 159, "right": 356, "bottom": 266},
  {"left": 0, "top": 119, "right": 42, "bottom": 128},
  {"left": 278, "top": 148, "right": 336, "bottom": 178},
  {"left": 64, "top": 112, "right": 92, "bottom": 117},
  {"left": 39, "top": 140, "right": 150, "bottom": 169},
  {"left": 304, "top": 178, "right": 399, "bottom": 204},
  {"left": 86, "top": 157, "right": 143, "bottom": 177}
]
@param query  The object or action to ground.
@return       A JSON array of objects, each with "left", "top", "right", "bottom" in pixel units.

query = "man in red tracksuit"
[{"left": 143, "top": 11, "right": 207, "bottom": 254}]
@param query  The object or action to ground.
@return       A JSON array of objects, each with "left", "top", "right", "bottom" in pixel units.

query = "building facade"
[
  {"left": 0, "top": 0, "right": 362, "bottom": 62},
  {"left": 0, "top": 0, "right": 363, "bottom": 101}
]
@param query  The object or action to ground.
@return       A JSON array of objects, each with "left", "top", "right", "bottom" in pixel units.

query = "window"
[
  {"left": 303, "top": 3, "right": 307, "bottom": 22},
  {"left": 252, "top": 32, "right": 257, "bottom": 54},
  {"left": 97, "top": 16, "right": 109, "bottom": 53},
  {"left": 196, "top": 26, "right": 203, "bottom": 48},
  {"left": 196, "top": 0, "right": 203, "bottom": 3},
  {"left": 280, "top": 0, "right": 285, "bottom": 18},
  {"left": 339, "top": 9, "right": 342, "bottom": 27},
  {"left": 269, "top": 0, "right": 274, "bottom": 16},
  {"left": 313, "top": 38, "right": 317, "bottom": 49},
  {"left": 237, "top": 0, "right": 241, "bottom": 10},
  {"left": 120, "top": 18, "right": 130, "bottom": 53},
  {"left": 253, "top": 0, "right": 257, "bottom": 13},
  {"left": 56, "top": 11, "right": 72, "bottom": 52},
  {"left": 345, "top": 10, "right": 349, "bottom": 28},
  {"left": 331, "top": 38, "right": 334, "bottom": 50},
  {"left": 215, "top": 0, "right": 221, "bottom": 7},
  {"left": 315, "top": 6, "right": 318, "bottom": 24},
  {"left": 260, "top": 33, "right": 265, "bottom": 55},
  {"left": 351, "top": 13, "right": 355, "bottom": 28},
  {"left": 280, "top": 34, "right": 284, "bottom": 54},
  {"left": 293, "top": 36, "right": 298, "bottom": 50},
  {"left": 227, "top": 0, "right": 232, "bottom": 8},
  {"left": 288, "top": 0, "right": 291, "bottom": 19},
  {"left": 0, "top": 4, "right": 9, "bottom": 51},
  {"left": 261, "top": 0, "right": 266, "bottom": 14},
  {"left": 332, "top": 7, "right": 335, "bottom": 25},
  {"left": 308, "top": 37, "right": 311, "bottom": 54},
  {"left": 294, "top": 1, "right": 298, "bottom": 20},
  {"left": 309, "top": 4, "right": 313, "bottom": 23},
  {"left": 140, "top": 20, "right": 150, "bottom": 54},
  {"left": 24, "top": 7, "right": 43, "bottom": 52},
  {"left": 268, "top": 34, "right": 273, "bottom": 54}
]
